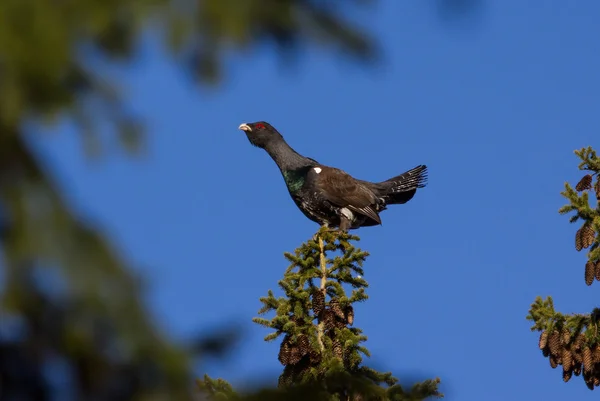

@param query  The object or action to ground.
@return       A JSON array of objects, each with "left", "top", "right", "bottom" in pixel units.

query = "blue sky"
[{"left": 36, "top": 1, "right": 599, "bottom": 400}]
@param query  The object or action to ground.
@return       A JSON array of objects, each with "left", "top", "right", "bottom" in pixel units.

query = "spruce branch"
[
  {"left": 527, "top": 146, "right": 600, "bottom": 390},
  {"left": 557, "top": 147, "right": 600, "bottom": 284},
  {"left": 574, "top": 146, "right": 600, "bottom": 173}
]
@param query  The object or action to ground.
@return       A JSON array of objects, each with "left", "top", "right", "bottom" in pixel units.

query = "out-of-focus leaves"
[
  {"left": 0, "top": 0, "right": 380, "bottom": 152},
  {"left": 0, "top": 263, "right": 194, "bottom": 401},
  {"left": 0, "top": 134, "right": 195, "bottom": 400},
  {"left": 198, "top": 370, "right": 442, "bottom": 401},
  {"left": 0, "top": 1, "right": 387, "bottom": 394},
  {"left": 0, "top": 0, "right": 479, "bottom": 399}
]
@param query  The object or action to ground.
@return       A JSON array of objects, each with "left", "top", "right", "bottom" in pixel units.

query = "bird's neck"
[{"left": 264, "top": 138, "right": 314, "bottom": 172}]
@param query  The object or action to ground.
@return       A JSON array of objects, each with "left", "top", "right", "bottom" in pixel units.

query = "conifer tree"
[
  {"left": 527, "top": 146, "right": 600, "bottom": 390},
  {"left": 199, "top": 227, "right": 443, "bottom": 401}
]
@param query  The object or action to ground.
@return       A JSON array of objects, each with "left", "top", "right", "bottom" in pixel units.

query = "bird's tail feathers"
[
  {"left": 373, "top": 165, "right": 427, "bottom": 204},
  {"left": 381, "top": 164, "right": 428, "bottom": 192}
]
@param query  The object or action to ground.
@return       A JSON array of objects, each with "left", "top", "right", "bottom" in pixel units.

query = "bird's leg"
[
  {"left": 313, "top": 222, "right": 331, "bottom": 241},
  {"left": 313, "top": 219, "right": 350, "bottom": 242},
  {"left": 313, "top": 222, "right": 342, "bottom": 241},
  {"left": 322, "top": 226, "right": 344, "bottom": 234},
  {"left": 338, "top": 217, "right": 350, "bottom": 232}
]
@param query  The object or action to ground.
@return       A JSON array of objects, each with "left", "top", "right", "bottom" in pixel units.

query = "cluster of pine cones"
[
  {"left": 312, "top": 289, "right": 355, "bottom": 330},
  {"left": 277, "top": 289, "right": 355, "bottom": 387},
  {"left": 574, "top": 174, "right": 600, "bottom": 286},
  {"left": 313, "top": 290, "right": 354, "bottom": 363},
  {"left": 539, "top": 329, "right": 600, "bottom": 389},
  {"left": 278, "top": 328, "right": 320, "bottom": 387}
]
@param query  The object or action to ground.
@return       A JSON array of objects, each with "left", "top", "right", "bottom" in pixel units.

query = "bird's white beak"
[{"left": 238, "top": 123, "right": 251, "bottom": 132}]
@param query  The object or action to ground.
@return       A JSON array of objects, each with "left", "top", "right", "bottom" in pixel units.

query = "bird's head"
[{"left": 238, "top": 121, "right": 283, "bottom": 149}]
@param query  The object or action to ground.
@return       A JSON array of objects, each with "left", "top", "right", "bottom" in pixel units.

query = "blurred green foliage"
[
  {"left": 0, "top": 1, "right": 478, "bottom": 399},
  {"left": 0, "top": 1, "right": 381, "bottom": 397},
  {"left": 0, "top": 0, "right": 377, "bottom": 150}
]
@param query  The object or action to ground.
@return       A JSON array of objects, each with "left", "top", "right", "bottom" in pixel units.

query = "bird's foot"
[
  {"left": 313, "top": 225, "right": 338, "bottom": 241},
  {"left": 321, "top": 227, "right": 348, "bottom": 237}
]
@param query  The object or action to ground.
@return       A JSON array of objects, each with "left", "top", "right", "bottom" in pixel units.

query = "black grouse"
[{"left": 238, "top": 121, "right": 427, "bottom": 231}]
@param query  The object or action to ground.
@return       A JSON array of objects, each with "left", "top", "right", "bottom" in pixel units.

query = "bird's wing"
[{"left": 307, "top": 166, "right": 381, "bottom": 224}]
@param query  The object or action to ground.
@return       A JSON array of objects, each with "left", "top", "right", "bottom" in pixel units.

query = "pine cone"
[
  {"left": 278, "top": 360, "right": 310, "bottom": 388},
  {"left": 290, "top": 316, "right": 307, "bottom": 329},
  {"left": 283, "top": 335, "right": 312, "bottom": 366},
  {"left": 595, "top": 376, "right": 600, "bottom": 387},
  {"left": 574, "top": 362, "right": 582, "bottom": 376},
  {"left": 562, "top": 349, "right": 573, "bottom": 370},
  {"left": 542, "top": 347, "right": 549, "bottom": 357},
  {"left": 580, "top": 224, "right": 596, "bottom": 249},
  {"left": 585, "top": 261, "right": 595, "bottom": 286},
  {"left": 335, "top": 316, "right": 346, "bottom": 329},
  {"left": 593, "top": 344, "right": 600, "bottom": 363},
  {"left": 279, "top": 349, "right": 291, "bottom": 366},
  {"left": 573, "top": 348, "right": 583, "bottom": 363},
  {"left": 297, "top": 334, "right": 310, "bottom": 356},
  {"left": 585, "top": 376, "right": 595, "bottom": 390},
  {"left": 561, "top": 328, "right": 571, "bottom": 345},
  {"left": 575, "top": 228, "right": 583, "bottom": 252},
  {"left": 345, "top": 305, "right": 354, "bottom": 326},
  {"left": 595, "top": 178, "right": 600, "bottom": 200},
  {"left": 289, "top": 347, "right": 304, "bottom": 365},
  {"left": 329, "top": 298, "right": 345, "bottom": 319},
  {"left": 332, "top": 338, "right": 343, "bottom": 359},
  {"left": 576, "top": 228, "right": 583, "bottom": 251},
  {"left": 344, "top": 351, "right": 357, "bottom": 370},
  {"left": 278, "top": 335, "right": 293, "bottom": 365},
  {"left": 312, "top": 289, "right": 325, "bottom": 316},
  {"left": 576, "top": 174, "right": 593, "bottom": 192},
  {"left": 309, "top": 349, "right": 322, "bottom": 364},
  {"left": 550, "top": 355, "right": 559, "bottom": 369},
  {"left": 322, "top": 310, "right": 336, "bottom": 331},
  {"left": 292, "top": 355, "right": 311, "bottom": 378},
  {"left": 539, "top": 331, "right": 548, "bottom": 349},
  {"left": 583, "top": 347, "right": 593, "bottom": 372},
  {"left": 278, "top": 370, "right": 292, "bottom": 388},
  {"left": 575, "top": 333, "right": 585, "bottom": 348},
  {"left": 548, "top": 330, "right": 561, "bottom": 355},
  {"left": 575, "top": 333, "right": 585, "bottom": 351},
  {"left": 563, "top": 368, "right": 573, "bottom": 382}
]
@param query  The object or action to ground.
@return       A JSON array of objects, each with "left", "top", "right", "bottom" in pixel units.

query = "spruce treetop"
[{"left": 199, "top": 227, "right": 443, "bottom": 400}]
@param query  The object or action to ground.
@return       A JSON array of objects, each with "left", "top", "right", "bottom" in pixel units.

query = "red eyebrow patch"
[{"left": 255, "top": 123, "right": 265, "bottom": 129}]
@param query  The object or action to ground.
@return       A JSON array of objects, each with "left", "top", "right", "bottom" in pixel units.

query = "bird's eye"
[{"left": 255, "top": 123, "right": 265, "bottom": 129}]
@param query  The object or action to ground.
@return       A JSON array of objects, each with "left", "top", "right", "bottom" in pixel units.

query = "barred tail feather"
[
  {"left": 378, "top": 165, "right": 428, "bottom": 204},
  {"left": 383, "top": 165, "right": 428, "bottom": 191}
]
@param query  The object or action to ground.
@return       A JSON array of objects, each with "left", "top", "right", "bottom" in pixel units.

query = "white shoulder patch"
[
  {"left": 340, "top": 207, "right": 354, "bottom": 221},
  {"left": 313, "top": 167, "right": 322, "bottom": 174}
]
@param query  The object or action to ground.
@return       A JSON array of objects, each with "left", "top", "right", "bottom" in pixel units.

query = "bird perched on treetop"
[{"left": 237, "top": 121, "right": 427, "bottom": 231}]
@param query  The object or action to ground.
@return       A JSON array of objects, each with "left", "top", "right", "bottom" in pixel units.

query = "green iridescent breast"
[{"left": 282, "top": 167, "right": 310, "bottom": 193}]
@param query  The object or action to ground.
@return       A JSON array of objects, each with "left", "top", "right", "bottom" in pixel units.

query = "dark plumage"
[{"left": 238, "top": 121, "right": 427, "bottom": 231}]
